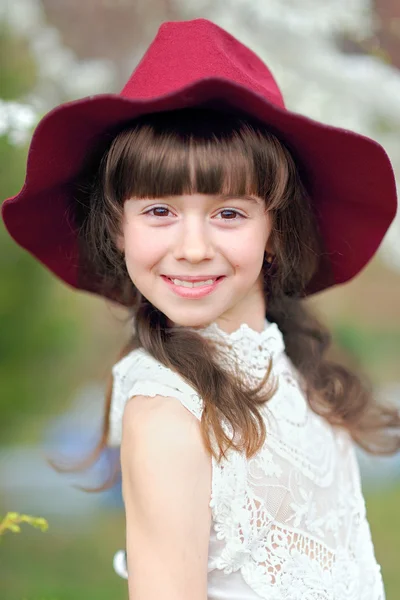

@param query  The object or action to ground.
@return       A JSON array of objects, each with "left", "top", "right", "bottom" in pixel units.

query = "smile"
[
  {"left": 161, "top": 275, "right": 225, "bottom": 298},
  {"left": 167, "top": 278, "right": 218, "bottom": 288}
]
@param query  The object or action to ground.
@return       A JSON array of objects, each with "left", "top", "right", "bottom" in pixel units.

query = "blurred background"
[{"left": 0, "top": 0, "right": 399, "bottom": 598}]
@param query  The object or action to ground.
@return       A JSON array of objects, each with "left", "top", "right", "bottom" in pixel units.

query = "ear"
[
  {"left": 265, "top": 243, "right": 274, "bottom": 257},
  {"left": 116, "top": 234, "right": 125, "bottom": 253}
]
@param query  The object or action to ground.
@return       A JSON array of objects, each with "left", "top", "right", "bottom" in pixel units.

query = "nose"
[{"left": 172, "top": 217, "right": 215, "bottom": 263}]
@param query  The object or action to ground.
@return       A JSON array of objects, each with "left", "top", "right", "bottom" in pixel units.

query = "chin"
[{"left": 161, "top": 308, "right": 218, "bottom": 330}]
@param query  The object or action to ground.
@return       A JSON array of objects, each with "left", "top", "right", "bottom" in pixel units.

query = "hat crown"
[{"left": 121, "top": 18, "right": 285, "bottom": 108}]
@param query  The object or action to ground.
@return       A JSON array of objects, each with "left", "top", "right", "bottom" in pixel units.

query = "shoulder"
[
  {"left": 112, "top": 348, "right": 194, "bottom": 395},
  {"left": 121, "top": 393, "right": 208, "bottom": 470},
  {"left": 108, "top": 348, "right": 204, "bottom": 447},
  {"left": 122, "top": 392, "right": 202, "bottom": 445}
]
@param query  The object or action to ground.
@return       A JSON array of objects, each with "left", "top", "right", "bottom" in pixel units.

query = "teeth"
[{"left": 171, "top": 278, "right": 216, "bottom": 288}]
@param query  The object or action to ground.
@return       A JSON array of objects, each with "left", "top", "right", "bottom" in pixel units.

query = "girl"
[{"left": 2, "top": 18, "right": 399, "bottom": 600}]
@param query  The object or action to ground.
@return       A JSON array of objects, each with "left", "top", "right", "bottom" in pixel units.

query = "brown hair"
[{"left": 49, "top": 107, "right": 400, "bottom": 491}]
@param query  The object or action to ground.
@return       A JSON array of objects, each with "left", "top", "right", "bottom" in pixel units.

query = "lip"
[
  {"left": 161, "top": 275, "right": 225, "bottom": 298},
  {"left": 162, "top": 275, "right": 224, "bottom": 282}
]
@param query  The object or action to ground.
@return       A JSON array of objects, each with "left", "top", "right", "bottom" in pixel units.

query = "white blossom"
[
  {"left": 1, "top": 0, "right": 115, "bottom": 115},
  {"left": 0, "top": 100, "right": 37, "bottom": 146}
]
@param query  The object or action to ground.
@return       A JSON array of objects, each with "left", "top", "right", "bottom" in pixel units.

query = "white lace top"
[{"left": 108, "top": 318, "right": 385, "bottom": 600}]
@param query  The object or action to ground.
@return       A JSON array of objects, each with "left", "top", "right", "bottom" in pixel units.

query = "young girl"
[{"left": 2, "top": 18, "right": 399, "bottom": 600}]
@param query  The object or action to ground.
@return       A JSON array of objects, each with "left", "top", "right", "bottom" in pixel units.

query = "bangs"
[{"left": 105, "top": 108, "right": 293, "bottom": 211}]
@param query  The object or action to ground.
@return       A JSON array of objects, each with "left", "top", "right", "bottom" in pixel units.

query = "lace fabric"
[{"left": 108, "top": 319, "right": 385, "bottom": 600}]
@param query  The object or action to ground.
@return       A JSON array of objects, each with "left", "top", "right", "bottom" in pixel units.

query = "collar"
[{"left": 190, "top": 318, "right": 286, "bottom": 376}]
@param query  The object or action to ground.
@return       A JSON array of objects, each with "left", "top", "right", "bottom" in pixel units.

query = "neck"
[
  {"left": 212, "top": 313, "right": 267, "bottom": 335},
  {"left": 211, "top": 277, "right": 268, "bottom": 334}
]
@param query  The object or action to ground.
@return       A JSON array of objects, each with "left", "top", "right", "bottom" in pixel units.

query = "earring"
[{"left": 264, "top": 251, "right": 274, "bottom": 265}]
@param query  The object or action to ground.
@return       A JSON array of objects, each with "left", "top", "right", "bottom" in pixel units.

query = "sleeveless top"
[{"left": 108, "top": 318, "right": 385, "bottom": 600}]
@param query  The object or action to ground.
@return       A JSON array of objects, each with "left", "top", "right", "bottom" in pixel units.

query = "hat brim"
[{"left": 2, "top": 77, "right": 397, "bottom": 304}]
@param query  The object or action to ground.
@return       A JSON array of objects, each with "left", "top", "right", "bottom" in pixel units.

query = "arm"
[{"left": 121, "top": 393, "right": 212, "bottom": 600}]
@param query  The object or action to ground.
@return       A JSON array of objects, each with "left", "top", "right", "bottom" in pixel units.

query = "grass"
[
  {"left": 1, "top": 486, "right": 400, "bottom": 599},
  {"left": 365, "top": 483, "right": 400, "bottom": 596}
]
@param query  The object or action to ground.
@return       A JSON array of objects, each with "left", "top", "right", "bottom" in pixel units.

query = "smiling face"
[
  {"left": 93, "top": 108, "right": 304, "bottom": 330},
  {"left": 118, "top": 192, "right": 273, "bottom": 332}
]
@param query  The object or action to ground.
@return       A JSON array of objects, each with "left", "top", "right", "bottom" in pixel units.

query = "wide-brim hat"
[{"left": 2, "top": 18, "right": 397, "bottom": 304}]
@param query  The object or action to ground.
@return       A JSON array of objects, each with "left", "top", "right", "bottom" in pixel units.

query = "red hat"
[{"left": 1, "top": 18, "right": 397, "bottom": 304}]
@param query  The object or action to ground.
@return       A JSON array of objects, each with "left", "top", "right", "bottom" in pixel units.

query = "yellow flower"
[{"left": 0, "top": 511, "right": 49, "bottom": 539}]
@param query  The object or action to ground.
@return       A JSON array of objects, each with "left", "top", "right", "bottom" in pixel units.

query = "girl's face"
[{"left": 118, "top": 193, "right": 273, "bottom": 332}]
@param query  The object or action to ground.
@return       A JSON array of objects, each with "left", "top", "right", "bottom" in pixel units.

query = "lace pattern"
[
  {"left": 109, "top": 319, "right": 385, "bottom": 599},
  {"left": 108, "top": 349, "right": 203, "bottom": 447}
]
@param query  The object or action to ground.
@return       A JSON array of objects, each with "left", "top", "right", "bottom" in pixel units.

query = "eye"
[
  {"left": 215, "top": 209, "right": 245, "bottom": 221},
  {"left": 143, "top": 206, "right": 172, "bottom": 218}
]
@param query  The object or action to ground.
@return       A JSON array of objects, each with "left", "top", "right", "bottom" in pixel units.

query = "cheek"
[
  {"left": 123, "top": 228, "right": 165, "bottom": 270},
  {"left": 228, "top": 249, "right": 264, "bottom": 282},
  {"left": 229, "top": 229, "right": 267, "bottom": 265}
]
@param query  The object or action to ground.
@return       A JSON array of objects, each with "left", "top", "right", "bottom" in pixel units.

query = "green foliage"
[
  {"left": 0, "top": 511, "right": 49, "bottom": 539},
  {"left": 0, "top": 24, "right": 37, "bottom": 99},
  {"left": 0, "top": 134, "right": 82, "bottom": 442},
  {"left": 0, "top": 27, "right": 83, "bottom": 443},
  {"left": 365, "top": 485, "right": 400, "bottom": 596},
  {"left": 332, "top": 321, "right": 400, "bottom": 382},
  {"left": 2, "top": 511, "right": 127, "bottom": 600}
]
